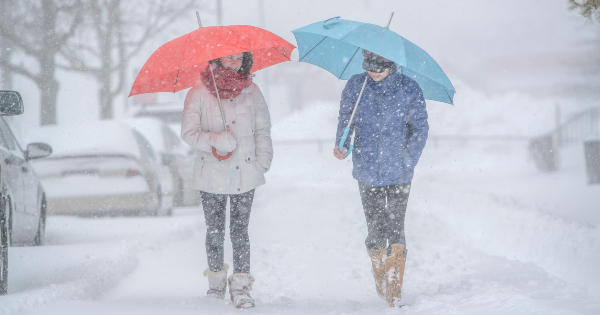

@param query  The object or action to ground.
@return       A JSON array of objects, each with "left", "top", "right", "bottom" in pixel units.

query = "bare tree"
[
  {"left": 0, "top": 1, "right": 83, "bottom": 125},
  {"left": 0, "top": 38, "right": 12, "bottom": 90},
  {"left": 0, "top": 0, "right": 12, "bottom": 89},
  {"left": 59, "top": 0, "right": 197, "bottom": 120}
]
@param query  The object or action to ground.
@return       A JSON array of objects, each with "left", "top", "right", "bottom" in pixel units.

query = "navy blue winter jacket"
[{"left": 336, "top": 71, "right": 429, "bottom": 186}]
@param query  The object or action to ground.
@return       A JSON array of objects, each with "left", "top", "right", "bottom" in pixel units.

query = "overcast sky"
[
  {"left": 7, "top": 0, "right": 599, "bottom": 128},
  {"left": 196, "top": 0, "right": 599, "bottom": 94}
]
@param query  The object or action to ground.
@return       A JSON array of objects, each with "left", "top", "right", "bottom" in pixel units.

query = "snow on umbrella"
[
  {"left": 130, "top": 21, "right": 295, "bottom": 160},
  {"left": 292, "top": 15, "right": 454, "bottom": 156},
  {"left": 130, "top": 25, "right": 295, "bottom": 96}
]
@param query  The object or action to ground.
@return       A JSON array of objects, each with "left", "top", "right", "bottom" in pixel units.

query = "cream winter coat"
[{"left": 181, "top": 80, "right": 273, "bottom": 194}]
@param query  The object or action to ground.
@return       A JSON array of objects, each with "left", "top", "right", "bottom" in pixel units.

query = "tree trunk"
[
  {"left": 39, "top": 77, "right": 59, "bottom": 125},
  {"left": 0, "top": 46, "right": 12, "bottom": 89},
  {"left": 98, "top": 0, "right": 116, "bottom": 120},
  {"left": 39, "top": 1, "right": 59, "bottom": 125},
  {"left": 0, "top": 1, "right": 12, "bottom": 89},
  {"left": 99, "top": 71, "right": 113, "bottom": 120}
]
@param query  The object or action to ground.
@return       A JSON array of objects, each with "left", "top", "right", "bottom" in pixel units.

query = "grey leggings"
[
  {"left": 358, "top": 182, "right": 411, "bottom": 253},
  {"left": 200, "top": 190, "right": 254, "bottom": 273}
]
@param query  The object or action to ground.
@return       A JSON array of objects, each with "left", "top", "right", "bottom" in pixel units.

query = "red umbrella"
[
  {"left": 130, "top": 23, "right": 294, "bottom": 160},
  {"left": 129, "top": 25, "right": 295, "bottom": 96}
]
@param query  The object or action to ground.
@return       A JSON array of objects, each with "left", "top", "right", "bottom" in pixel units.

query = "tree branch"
[
  {"left": 124, "top": 0, "right": 197, "bottom": 60},
  {"left": 0, "top": 59, "right": 40, "bottom": 84},
  {"left": 0, "top": 27, "right": 42, "bottom": 58},
  {"left": 56, "top": 1, "right": 84, "bottom": 47}
]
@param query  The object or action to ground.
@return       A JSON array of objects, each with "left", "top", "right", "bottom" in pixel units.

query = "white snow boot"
[
  {"left": 228, "top": 273, "right": 255, "bottom": 308},
  {"left": 368, "top": 248, "right": 387, "bottom": 299},
  {"left": 203, "top": 264, "right": 228, "bottom": 299},
  {"left": 385, "top": 244, "right": 406, "bottom": 307}
]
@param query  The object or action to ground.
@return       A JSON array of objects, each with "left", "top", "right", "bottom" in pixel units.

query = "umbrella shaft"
[
  {"left": 208, "top": 64, "right": 229, "bottom": 130},
  {"left": 346, "top": 76, "right": 368, "bottom": 129},
  {"left": 197, "top": 11, "right": 227, "bottom": 131}
]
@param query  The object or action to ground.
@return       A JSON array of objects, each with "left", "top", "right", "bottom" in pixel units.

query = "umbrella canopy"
[
  {"left": 130, "top": 25, "right": 295, "bottom": 96},
  {"left": 292, "top": 17, "right": 455, "bottom": 104}
]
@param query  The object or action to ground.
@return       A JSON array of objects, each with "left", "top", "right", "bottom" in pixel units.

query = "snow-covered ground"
[
  {"left": 1, "top": 97, "right": 599, "bottom": 314},
  {"left": 3, "top": 0, "right": 598, "bottom": 313}
]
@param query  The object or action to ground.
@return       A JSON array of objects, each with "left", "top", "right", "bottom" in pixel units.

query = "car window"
[
  {"left": 132, "top": 130, "right": 156, "bottom": 162},
  {"left": 0, "top": 118, "right": 17, "bottom": 151}
]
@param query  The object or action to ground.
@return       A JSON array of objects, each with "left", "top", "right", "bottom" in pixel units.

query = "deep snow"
[
  {"left": 2, "top": 0, "right": 599, "bottom": 313},
  {"left": 1, "top": 98, "right": 599, "bottom": 314}
]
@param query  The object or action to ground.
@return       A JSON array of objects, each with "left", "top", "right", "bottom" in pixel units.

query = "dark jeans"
[
  {"left": 358, "top": 182, "right": 411, "bottom": 253},
  {"left": 200, "top": 189, "right": 254, "bottom": 273}
]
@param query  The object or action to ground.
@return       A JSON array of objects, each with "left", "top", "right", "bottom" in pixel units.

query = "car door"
[
  {"left": 5, "top": 120, "right": 41, "bottom": 221},
  {"left": 0, "top": 118, "right": 30, "bottom": 241}
]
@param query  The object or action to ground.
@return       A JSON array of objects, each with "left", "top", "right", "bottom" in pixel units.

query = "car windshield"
[{"left": 134, "top": 111, "right": 182, "bottom": 124}]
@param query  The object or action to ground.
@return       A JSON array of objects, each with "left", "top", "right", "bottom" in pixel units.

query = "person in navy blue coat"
[{"left": 334, "top": 50, "right": 429, "bottom": 307}]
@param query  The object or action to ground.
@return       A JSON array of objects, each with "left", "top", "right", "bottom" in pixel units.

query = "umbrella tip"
[
  {"left": 323, "top": 16, "right": 341, "bottom": 29},
  {"left": 386, "top": 12, "right": 394, "bottom": 29},
  {"left": 196, "top": 11, "right": 202, "bottom": 28}
]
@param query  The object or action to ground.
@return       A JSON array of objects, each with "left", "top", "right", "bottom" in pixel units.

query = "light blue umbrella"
[
  {"left": 292, "top": 15, "right": 455, "bottom": 156},
  {"left": 292, "top": 15, "right": 455, "bottom": 103}
]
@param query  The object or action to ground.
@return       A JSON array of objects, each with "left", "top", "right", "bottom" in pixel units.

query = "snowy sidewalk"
[{"left": 2, "top": 113, "right": 599, "bottom": 314}]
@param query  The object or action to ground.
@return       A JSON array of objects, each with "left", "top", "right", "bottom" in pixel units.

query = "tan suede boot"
[
  {"left": 385, "top": 244, "right": 406, "bottom": 307},
  {"left": 228, "top": 273, "right": 255, "bottom": 309},
  {"left": 203, "top": 264, "right": 228, "bottom": 299},
  {"left": 368, "top": 248, "right": 387, "bottom": 298}
]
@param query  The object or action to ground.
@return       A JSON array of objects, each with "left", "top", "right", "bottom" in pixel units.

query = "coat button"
[
  {"left": 237, "top": 188, "right": 240, "bottom": 191},
  {"left": 236, "top": 166, "right": 239, "bottom": 170},
  {"left": 232, "top": 120, "right": 236, "bottom": 124},
  {"left": 229, "top": 98, "right": 233, "bottom": 102}
]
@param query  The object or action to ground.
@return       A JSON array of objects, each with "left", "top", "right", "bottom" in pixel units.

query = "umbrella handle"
[
  {"left": 338, "top": 126, "right": 353, "bottom": 158},
  {"left": 212, "top": 147, "right": 233, "bottom": 160}
]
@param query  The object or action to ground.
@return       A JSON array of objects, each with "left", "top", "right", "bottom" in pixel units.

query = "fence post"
[
  {"left": 584, "top": 140, "right": 600, "bottom": 184},
  {"left": 555, "top": 104, "right": 561, "bottom": 146},
  {"left": 529, "top": 135, "right": 558, "bottom": 172}
]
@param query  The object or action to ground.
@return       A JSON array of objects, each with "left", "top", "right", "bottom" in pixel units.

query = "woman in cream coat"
[{"left": 181, "top": 52, "right": 272, "bottom": 309}]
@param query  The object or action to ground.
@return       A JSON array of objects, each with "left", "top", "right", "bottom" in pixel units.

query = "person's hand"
[
  {"left": 212, "top": 131, "right": 237, "bottom": 153},
  {"left": 333, "top": 146, "right": 348, "bottom": 160}
]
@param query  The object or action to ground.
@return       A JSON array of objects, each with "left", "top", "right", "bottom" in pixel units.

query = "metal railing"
[{"left": 529, "top": 106, "right": 600, "bottom": 172}]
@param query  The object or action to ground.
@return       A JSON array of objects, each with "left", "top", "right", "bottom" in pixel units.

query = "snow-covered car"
[
  {"left": 126, "top": 117, "right": 197, "bottom": 207},
  {"left": 130, "top": 101, "right": 183, "bottom": 125},
  {"left": 0, "top": 90, "right": 53, "bottom": 295},
  {"left": 28, "top": 120, "right": 171, "bottom": 216}
]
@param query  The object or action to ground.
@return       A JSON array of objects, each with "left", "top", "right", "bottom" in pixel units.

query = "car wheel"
[
  {"left": 33, "top": 197, "right": 46, "bottom": 246},
  {"left": 1, "top": 195, "right": 12, "bottom": 295}
]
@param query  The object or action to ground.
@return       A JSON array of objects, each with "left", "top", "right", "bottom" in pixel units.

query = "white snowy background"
[{"left": 1, "top": 0, "right": 599, "bottom": 314}]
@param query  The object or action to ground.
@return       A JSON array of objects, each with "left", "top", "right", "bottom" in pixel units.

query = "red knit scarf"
[{"left": 200, "top": 65, "right": 252, "bottom": 99}]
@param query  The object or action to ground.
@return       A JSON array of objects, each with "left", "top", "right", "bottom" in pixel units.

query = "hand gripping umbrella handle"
[
  {"left": 212, "top": 147, "right": 233, "bottom": 161},
  {"left": 338, "top": 126, "right": 353, "bottom": 158}
]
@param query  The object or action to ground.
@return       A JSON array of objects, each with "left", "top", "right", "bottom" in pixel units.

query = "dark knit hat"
[{"left": 362, "top": 50, "right": 396, "bottom": 74}]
